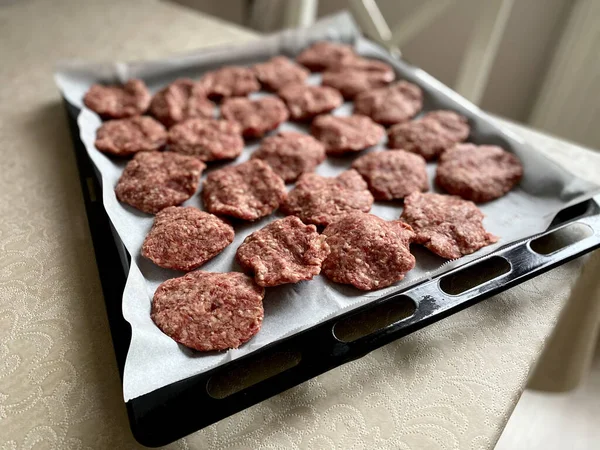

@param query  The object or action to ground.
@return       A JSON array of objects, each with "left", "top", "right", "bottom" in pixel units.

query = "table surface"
[{"left": 1, "top": 0, "right": 600, "bottom": 449}]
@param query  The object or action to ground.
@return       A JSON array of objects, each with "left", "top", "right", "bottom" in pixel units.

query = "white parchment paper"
[{"left": 55, "top": 13, "right": 599, "bottom": 400}]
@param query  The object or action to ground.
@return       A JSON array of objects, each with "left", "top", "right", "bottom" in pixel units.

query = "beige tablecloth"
[{"left": 1, "top": 1, "right": 600, "bottom": 448}]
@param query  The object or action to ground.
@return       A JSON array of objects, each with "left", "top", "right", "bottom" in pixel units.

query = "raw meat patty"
[
  {"left": 296, "top": 41, "right": 356, "bottom": 71},
  {"left": 400, "top": 191, "right": 498, "bottom": 259},
  {"left": 351, "top": 150, "right": 428, "bottom": 200},
  {"left": 83, "top": 79, "right": 151, "bottom": 119},
  {"left": 151, "top": 271, "right": 264, "bottom": 352},
  {"left": 168, "top": 118, "right": 244, "bottom": 162},
  {"left": 236, "top": 216, "right": 330, "bottom": 286},
  {"left": 321, "top": 70, "right": 393, "bottom": 99},
  {"left": 387, "top": 110, "right": 470, "bottom": 160},
  {"left": 251, "top": 131, "right": 325, "bottom": 182},
  {"left": 423, "top": 110, "right": 470, "bottom": 141},
  {"left": 221, "top": 97, "right": 289, "bottom": 138},
  {"left": 281, "top": 170, "right": 374, "bottom": 226},
  {"left": 115, "top": 151, "right": 205, "bottom": 214},
  {"left": 328, "top": 56, "right": 395, "bottom": 76},
  {"left": 311, "top": 114, "right": 385, "bottom": 155},
  {"left": 354, "top": 81, "right": 423, "bottom": 126},
  {"left": 322, "top": 212, "right": 416, "bottom": 290},
  {"left": 278, "top": 84, "right": 343, "bottom": 121},
  {"left": 253, "top": 56, "right": 310, "bottom": 91},
  {"left": 202, "top": 159, "right": 286, "bottom": 221},
  {"left": 436, "top": 144, "right": 523, "bottom": 202},
  {"left": 142, "top": 206, "right": 235, "bottom": 271},
  {"left": 200, "top": 66, "right": 260, "bottom": 100},
  {"left": 149, "top": 78, "right": 215, "bottom": 128},
  {"left": 94, "top": 116, "right": 167, "bottom": 157},
  {"left": 322, "top": 56, "right": 395, "bottom": 99}
]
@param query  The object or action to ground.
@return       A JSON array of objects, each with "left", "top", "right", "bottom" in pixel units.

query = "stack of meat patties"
[{"left": 83, "top": 41, "right": 523, "bottom": 352}]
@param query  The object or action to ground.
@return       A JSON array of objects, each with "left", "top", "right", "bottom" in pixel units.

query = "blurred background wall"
[{"left": 172, "top": 0, "right": 599, "bottom": 150}]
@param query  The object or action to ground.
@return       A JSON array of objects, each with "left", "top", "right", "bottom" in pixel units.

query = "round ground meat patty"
[
  {"left": 327, "top": 56, "right": 395, "bottom": 77},
  {"left": 115, "top": 151, "right": 205, "bottom": 214},
  {"left": 83, "top": 79, "right": 151, "bottom": 119},
  {"left": 323, "top": 57, "right": 395, "bottom": 99},
  {"left": 423, "top": 110, "right": 470, "bottom": 140},
  {"left": 94, "top": 116, "right": 167, "bottom": 157},
  {"left": 351, "top": 150, "right": 428, "bottom": 200},
  {"left": 142, "top": 206, "right": 234, "bottom": 271},
  {"left": 221, "top": 96, "right": 289, "bottom": 138},
  {"left": 281, "top": 170, "right": 374, "bottom": 226},
  {"left": 400, "top": 191, "right": 498, "bottom": 259},
  {"left": 149, "top": 78, "right": 215, "bottom": 128},
  {"left": 388, "top": 120, "right": 450, "bottom": 160},
  {"left": 311, "top": 114, "right": 385, "bottom": 155},
  {"left": 253, "top": 56, "right": 310, "bottom": 91},
  {"left": 168, "top": 118, "right": 244, "bottom": 162},
  {"left": 236, "top": 216, "right": 330, "bottom": 286},
  {"left": 202, "top": 159, "right": 286, "bottom": 221},
  {"left": 296, "top": 41, "right": 356, "bottom": 71},
  {"left": 200, "top": 66, "right": 260, "bottom": 100},
  {"left": 321, "top": 212, "right": 416, "bottom": 290},
  {"left": 278, "top": 84, "right": 343, "bottom": 121},
  {"left": 151, "top": 271, "right": 264, "bottom": 352},
  {"left": 321, "top": 70, "right": 393, "bottom": 99},
  {"left": 251, "top": 131, "right": 325, "bottom": 182},
  {"left": 354, "top": 81, "right": 423, "bottom": 126},
  {"left": 436, "top": 144, "right": 523, "bottom": 202},
  {"left": 387, "top": 110, "right": 470, "bottom": 160}
]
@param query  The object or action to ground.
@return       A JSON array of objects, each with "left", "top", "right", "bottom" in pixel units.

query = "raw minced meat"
[
  {"left": 296, "top": 41, "right": 356, "bottom": 71},
  {"left": 94, "top": 116, "right": 167, "bottom": 157},
  {"left": 168, "top": 118, "right": 244, "bottom": 162},
  {"left": 387, "top": 110, "right": 469, "bottom": 160},
  {"left": 220, "top": 96, "right": 289, "bottom": 138},
  {"left": 400, "top": 191, "right": 498, "bottom": 259},
  {"left": 251, "top": 131, "right": 325, "bottom": 182},
  {"left": 149, "top": 78, "right": 214, "bottom": 128},
  {"left": 351, "top": 150, "right": 428, "bottom": 200},
  {"left": 311, "top": 114, "right": 384, "bottom": 155},
  {"left": 84, "top": 79, "right": 151, "bottom": 119},
  {"left": 142, "top": 206, "right": 234, "bottom": 271},
  {"left": 321, "top": 70, "right": 393, "bottom": 99},
  {"left": 236, "top": 216, "right": 330, "bottom": 286},
  {"left": 199, "top": 66, "right": 260, "bottom": 99},
  {"left": 151, "top": 271, "right": 264, "bottom": 351},
  {"left": 321, "top": 212, "right": 416, "bottom": 290},
  {"left": 436, "top": 143, "right": 523, "bottom": 202},
  {"left": 115, "top": 151, "right": 204, "bottom": 214},
  {"left": 202, "top": 159, "right": 286, "bottom": 221},
  {"left": 278, "top": 84, "right": 343, "bottom": 121},
  {"left": 253, "top": 56, "right": 310, "bottom": 91},
  {"left": 280, "top": 170, "right": 374, "bottom": 226},
  {"left": 354, "top": 81, "right": 423, "bottom": 126}
]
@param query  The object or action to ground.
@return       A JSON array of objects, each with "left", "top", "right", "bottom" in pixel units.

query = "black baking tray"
[{"left": 65, "top": 97, "right": 600, "bottom": 447}]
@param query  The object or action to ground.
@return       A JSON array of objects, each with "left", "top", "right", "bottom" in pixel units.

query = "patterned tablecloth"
[{"left": 1, "top": 1, "right": 600, "bottom": 448}]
